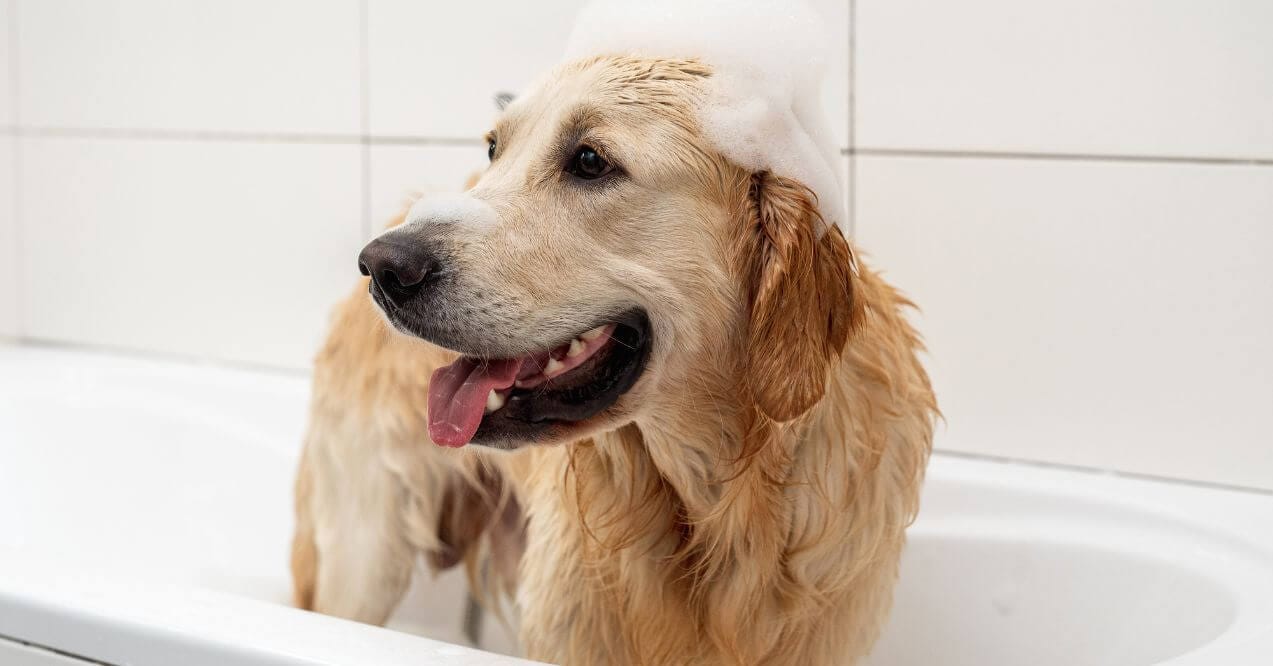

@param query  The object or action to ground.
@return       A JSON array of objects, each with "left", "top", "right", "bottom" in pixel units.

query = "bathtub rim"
[{"left": 2, "top": 343, "right": 1272, "bottom": 665}]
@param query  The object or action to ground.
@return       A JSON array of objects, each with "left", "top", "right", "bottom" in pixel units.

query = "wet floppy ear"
[{"left": 742, "top": 172, "right": 861, "bottom": 422}]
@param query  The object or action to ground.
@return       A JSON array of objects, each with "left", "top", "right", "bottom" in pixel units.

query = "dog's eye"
[
  {"left": 487, "top": 139, "right": 496, "bottom": 162},
  {"left": 567, "top": 146, "right": 612, "bottom": 180}
]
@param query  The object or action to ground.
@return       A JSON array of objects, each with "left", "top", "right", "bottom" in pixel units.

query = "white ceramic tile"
[
  {"left": 855, "top": 156, "right": 1273, "bottom": 490},
  {"left": 367, "top": 144, "right": 489, "bottom": 234},
  {"left": 19, "top": 137, "right": 362, "bottom": 369},
  {"left": 367, "top": 0, "right": 850, "bottom": 147},
  {"left": 0, "top": 136, "right": 15, "bottom": 338},
  {"left": 856, "top": 0, "right": 1273, "bottom": 159},
  {"left": 1, "top": 1, "right": 12, "bottom": 127},
  {"left": 809, "top": 0, "right": 850, "bottom": 149},
  {"left": 16, "top": 0, "right": 360, "bottom": 134},
  {"left": 840, "top": 151, "right": 852, "bottom": 233},
  {"left": 367, "top": 0, "right": 587, "bottom": 139}
]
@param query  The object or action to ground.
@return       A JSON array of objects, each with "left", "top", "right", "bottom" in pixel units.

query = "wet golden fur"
[{"left": 292, "top": 56, "right": 936, "bottom": 664}]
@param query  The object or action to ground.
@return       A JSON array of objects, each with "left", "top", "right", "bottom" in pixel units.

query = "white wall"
[
  {"left": 1, "top": 1, "right": 16, "bottom": 339},
  {"left": 853, "top": 0, "right": 1273, "bottom": 490},
  {"left": 2, "top": 1, "right": 1270, "bottom": 489},
  {"left": 0, "top": 0, "right": 849, "bottom": 368},
  {"left": 0, "top": 134, "right": 14, "bottom": 340}
]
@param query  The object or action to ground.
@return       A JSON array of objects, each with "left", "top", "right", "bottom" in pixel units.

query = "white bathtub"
[{"left": 1, "top": 343, "right": 1271, "bottom": 665}]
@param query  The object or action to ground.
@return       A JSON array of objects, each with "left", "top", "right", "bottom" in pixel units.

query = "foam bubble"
[
  {"left": 401, "top": 192, "right": 500, "bottom": 233},
  {"left": 565, "top": 0, "right": 844, "bottom": 230}
]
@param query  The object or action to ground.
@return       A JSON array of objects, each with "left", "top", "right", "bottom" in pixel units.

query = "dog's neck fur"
[{"left": 517, "top": 265, "right": 934, "bottom": 665}]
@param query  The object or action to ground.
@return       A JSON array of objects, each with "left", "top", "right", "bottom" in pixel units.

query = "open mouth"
[{"left": 426, "top": 310, "right": 651, "bottom": 449}]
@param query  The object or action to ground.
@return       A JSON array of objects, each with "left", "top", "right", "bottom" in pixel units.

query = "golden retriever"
[{"left": 291, "top": 55, "right": 936, "bottom": 665}]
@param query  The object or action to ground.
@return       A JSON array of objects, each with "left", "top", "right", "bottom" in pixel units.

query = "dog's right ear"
[{"left": 740, "top": 172, "right": 862, "bottom": 423}]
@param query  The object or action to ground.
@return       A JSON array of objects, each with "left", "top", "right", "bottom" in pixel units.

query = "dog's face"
[{"left": 360, "top": 56, "right": 856, "bottom": 450}]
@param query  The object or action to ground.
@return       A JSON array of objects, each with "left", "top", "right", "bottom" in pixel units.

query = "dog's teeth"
[
  {"left": 485, "top": 389, "right": 505, "bottom": 413},
  {"left": 567, "top": 339, "right": 585, "bottom": 358},
  {"left": 580, "top": 326, "right": 606, "bottom": 341},
  {"left": 544, "top": 357, "right": 565, "bottom": 375}
]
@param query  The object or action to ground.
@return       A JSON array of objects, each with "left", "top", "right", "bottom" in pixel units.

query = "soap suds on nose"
[
  {"left": 400, "top": 192, "right": 500, "bottom": 234},
  {"left": 564, "top": 0, "right": 844, "bottom": 231}
]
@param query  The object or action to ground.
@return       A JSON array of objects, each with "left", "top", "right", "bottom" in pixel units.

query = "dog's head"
[{"left": 360, "top": 56, "right": 858, "bottom": 450}]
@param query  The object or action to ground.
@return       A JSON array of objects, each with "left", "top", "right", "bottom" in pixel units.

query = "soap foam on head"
[{"left": 565, "top": 0, "right": 843, "bottom": 230}]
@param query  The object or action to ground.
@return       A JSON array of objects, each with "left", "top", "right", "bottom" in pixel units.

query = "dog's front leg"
[{"left": 291, "top": 423, "right": 416, "bottom": 625}]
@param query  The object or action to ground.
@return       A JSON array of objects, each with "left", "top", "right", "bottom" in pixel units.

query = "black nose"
[{"left": 358, "top": 236, "right": 441, "bottom": 307}]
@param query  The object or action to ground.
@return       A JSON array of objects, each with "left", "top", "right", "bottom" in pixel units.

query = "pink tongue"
[{"left": 428, "top": 357, "right": 523, "bottom": 447}]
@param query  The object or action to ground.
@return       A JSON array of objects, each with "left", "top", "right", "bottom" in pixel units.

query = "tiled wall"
[
  {"left": 2, "top": 2, "right": 1270, "bottom": 489},
  {"left": 852, "top": 0, "right": 1273, "bottom": 490},
  {"left": 0, "top": 0, "right": 849, "bottom": 365},
  {"left": 1, "top": 1, "right": 15, "bottom": 338}
]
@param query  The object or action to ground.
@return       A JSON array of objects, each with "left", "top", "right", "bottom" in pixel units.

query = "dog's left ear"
[{"left": 742, "top": 172, "right": 861, "bottom": 422}]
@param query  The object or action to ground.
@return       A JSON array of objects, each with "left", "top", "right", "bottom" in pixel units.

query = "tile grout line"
[
  {"left": 8, "top": 125, "right": 366, "bottom": 143},
  {"left": 3, "top": 124, "right": 1272, "bottom": 168},
  {"left": 8, "top": 0, "right": 24, "bottom": 340},
  {"left": 357, "top": 0, "right": 372, "bottom": 239},
  {"left": 366, "top": 135, "right": 484, "bottom": 146},
  {"left": 853, "top": 146, "right": 1273, "bottom": 167},
  {"left": 5, "top": 0, "right": 16, "bottom": 125},
  {"left": 846, "top": 0, "right": 856, "bottom": 236},
  {"left": 1, "top": 125, "right": 485, "bottom": 147}
]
